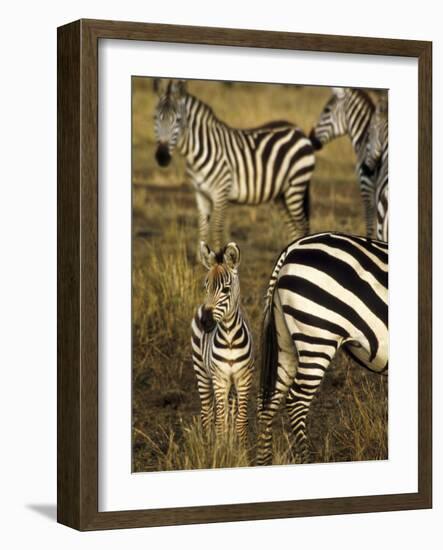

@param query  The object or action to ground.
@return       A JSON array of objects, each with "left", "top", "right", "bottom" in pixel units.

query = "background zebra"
[
  {"left": 309, "top": 87, "right": 383, "bottom": 238},
  {"left": 362, "top": 95, "right": 389, "bottom": 241},
  {"left": 153, "top": 79, "right": 315, "bottom": 251},
  {"left": 257, "top": 232, "right": 388, "bottom": 465},
  {"left": 191, "top": 242, "right": 254, "bottom": 443}
]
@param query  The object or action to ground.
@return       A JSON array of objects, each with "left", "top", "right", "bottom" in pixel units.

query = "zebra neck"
[
  {"left": 178, "top": 94, "right": 225, "bottom": 162},
  {"left": 345, "top": 93, "right": 375, "bottom": 155},
  {"left": 219, "top": 306, "right": 243, "bottom": 333}
]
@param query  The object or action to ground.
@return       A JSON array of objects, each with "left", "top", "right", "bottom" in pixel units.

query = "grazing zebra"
[
  {"left": 153, "top": 79, "right": 315, "bottom": 251},
  {"left": 257, "top": 232, "right": 388, "bottom": 465},
  {"left": 309, "top": 87, "right": 380, "bottom": 237},
  {"left": 191, "top": 242, "right": 254, "bottom": 442},
  {"left": 362, "top": 96, "right": 389, "bottom": 241}
]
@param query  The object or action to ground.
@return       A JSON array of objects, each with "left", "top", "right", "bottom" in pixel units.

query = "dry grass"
[{"left": 131, "top": 79, "right": 388, "bottom": 472}]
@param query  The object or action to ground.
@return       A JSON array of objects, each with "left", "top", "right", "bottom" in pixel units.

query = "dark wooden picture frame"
[{"left": 57, "top": 19, "right": 432, "bottom": 530}]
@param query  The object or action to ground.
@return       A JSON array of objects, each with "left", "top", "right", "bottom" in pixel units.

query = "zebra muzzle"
[
  {"left": 361, "top": 162, "right": 375, "bottom": 177},
  {"left": 308, "top": 129, "right": 323, "bottom": 151},
  {"left": 155, "top": 144, "right": 172, "bottom": 167},
  {"left": 201, "top": 307, "right": 217, "bottom": 333}
]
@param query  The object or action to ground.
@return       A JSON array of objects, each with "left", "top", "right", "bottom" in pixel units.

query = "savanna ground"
[{"left": 132, "top": 78, "right": 388, "bottom": 472}]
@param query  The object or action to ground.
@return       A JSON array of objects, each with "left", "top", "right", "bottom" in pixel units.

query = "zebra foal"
[
  {"left": 257, "top": 232, "right": 388, "bottom": 465},
  {"left": 153, "top": 79, "right": 315, "bottom": 251},
  {"left": 191, "top": 242, "right": 254, "bottom": 442}
]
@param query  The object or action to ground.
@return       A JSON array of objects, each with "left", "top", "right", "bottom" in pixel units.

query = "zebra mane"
[{"left": 186, "top": 94, "right": 226, "bottom": 127}]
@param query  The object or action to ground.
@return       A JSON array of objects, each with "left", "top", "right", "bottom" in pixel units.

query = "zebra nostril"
[
  {"left": 308, "top": 130, "right": 323, "bottom": 151},
  {"left": 361, "top": 162, "right": 374, "bottom": 177},
  {"left": 201, "top": 308, "right": 216, "bottom": 333},
  {"left": 155, "top": 144, "right": 171, "bottom": 166}
]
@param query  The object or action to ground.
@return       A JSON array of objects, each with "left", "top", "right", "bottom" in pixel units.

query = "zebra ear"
[
  {"left": 223, "top": 242, "right": 241, "bottom": 269},
  {"left": 377, "top": 95, "right": 388, "bottom": 115},
  {"left": 331, "top": 87, "right": 346, "bottom": 99},
  {"left": 171, "top": 79, "right": 187, "bottom": 98},
  {"left": 200, "top": 242, "right": 216, "bottom": 269},
  {"left": 153, "top": 78, "right": 163, "bottom": 96}
]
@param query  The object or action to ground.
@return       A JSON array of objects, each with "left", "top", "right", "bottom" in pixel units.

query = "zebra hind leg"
[
  {"left": 282, "top": 185, "right": 310, "bottom": 240},
  {"left": 257, "top": 299, "right": 298, "bottom": 466},
  {"left": 285, "top": 337, "right": 337, "bottom": 463}
]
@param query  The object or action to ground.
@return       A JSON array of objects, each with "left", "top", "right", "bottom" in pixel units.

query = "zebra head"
[
  {"left": 362, "top": 95, "right": 388, "bottom": 176},
  {"left": 309, "top": 87, "right": 349, "bottom": 150},
  {"left": 153, "top": 79, "right": 188, "bottom": 167},
  {"left": 199, "top": 242, "right": 241, "bottom": 333}
]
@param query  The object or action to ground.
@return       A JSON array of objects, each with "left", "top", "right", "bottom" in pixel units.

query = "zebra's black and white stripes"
[
  {"left": 257, "top": 232, "right": 388, "bottom": 465},
  {"left": 362, "top": 96, "right": 389, "bottom": 241},
  {"left": 191, "top": 242, "right": 254, "bottom": 442},
  {"left": 309, "top": 88, "right": 381, "bottom": 238},
  {"left": 154, "top": 79, "right": 315, "bottom": 250}
]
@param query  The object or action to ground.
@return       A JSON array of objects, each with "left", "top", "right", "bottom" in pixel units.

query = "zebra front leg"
[
  {"left": 359, "top": 177, "right": 376, "bottom": 238},
  {"left": 213, "top": 377, "right": 231, "bottom": 440},
  {"left": 191, "top": 317, "right": 214, "bottom": 438},
  {"left": 233, "top": 364, "right": 253, "bottom": 445},
  {"left": 192, "top": 360, "right": 214, "bottom": 438},
  {"left": 195, "top": 190, "right": 213, "bottom": 258},
  {"left": 210, "top": 194, "right": 229, "bottom": 251},
  {"left": 198, "top": 378, "right": 214, "bottom": 438}
]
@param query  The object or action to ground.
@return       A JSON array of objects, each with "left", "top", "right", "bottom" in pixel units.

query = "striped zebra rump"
[
  {"left": 257, "top": 232, "right": 388, "bottom": 465},
  {"left": 309, "top": 87, "right": 379, "bottom": 237},
  {"left": 153, "top": 79, "right": 315, "bottom": 251},
  {"left": 191, "top": 242, "right": 254, "bottom": 442}
]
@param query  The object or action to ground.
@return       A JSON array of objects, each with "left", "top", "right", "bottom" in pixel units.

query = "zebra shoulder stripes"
[
  {"left": 309, "top": 87, "right": 379, "bottom": 238},
  {"left": 191, "top": 242, "right": 254, "bottom": 442},
  {"left": 362, "top": 95, "right": 389, "bottom": 241},
  {"left": 153, "top": 79, "right": 315, "bottom": 251},
  {"left": 257, "top": 232, "right": 388, "bottom": 465}
]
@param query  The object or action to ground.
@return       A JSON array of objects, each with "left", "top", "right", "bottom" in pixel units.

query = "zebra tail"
[{"left": 260, "top": 300, "right": 279, "bottom": 407}]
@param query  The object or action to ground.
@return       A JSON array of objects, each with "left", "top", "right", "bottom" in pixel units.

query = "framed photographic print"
[{"left": 57, "top": 19, "right": 432, "bottom": 530}]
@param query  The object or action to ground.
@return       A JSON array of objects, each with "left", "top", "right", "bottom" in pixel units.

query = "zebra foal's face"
[
  {"left": 153, "top": 79, "right": 187, "bottom": 167},
  {"left": 309, "top": 87, "right": 348, "bottom": 150},
  {"left": 199, "top": 242, "right": 241, "bottom": 333}
]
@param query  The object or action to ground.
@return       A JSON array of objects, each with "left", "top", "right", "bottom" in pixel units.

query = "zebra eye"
[{"left": 222, "top": 286, "right": 230, "bottom": 293}]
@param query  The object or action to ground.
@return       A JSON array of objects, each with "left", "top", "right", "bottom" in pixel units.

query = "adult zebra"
[
  {"left": 257, "top": 232, "right": 388, "bottom": 465},
  {"left": 153, "top": 79, "right": 315, "bottom": 250},
  {"left": 191, "top": 242, "right": 254, "bottom": 443},
  {"left": 362, "top": 96, "right": 389, "bottom": 241},
  {"left": 309, "top": 88, "right": 382, "bottom": 238}
]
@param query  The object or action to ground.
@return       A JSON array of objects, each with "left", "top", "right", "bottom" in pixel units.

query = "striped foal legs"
[
  {"left": 193, "top": 363, "right": 214, "bottom": 437},
  {"left": 233, "top": 367, "right": 253, "bottom": 444},
  {"left": 213, "top": 375, "right": 231, "bottom": 439}
]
